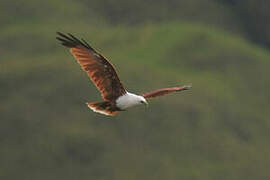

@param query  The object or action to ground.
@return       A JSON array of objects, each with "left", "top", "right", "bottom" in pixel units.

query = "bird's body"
[{"left": 56, "top": 32, "right": 191, "bottom": 116}]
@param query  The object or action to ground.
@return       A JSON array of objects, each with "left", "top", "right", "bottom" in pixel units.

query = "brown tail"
[{"left": 86, "top": 101, "right": 119, "bottom": 116}]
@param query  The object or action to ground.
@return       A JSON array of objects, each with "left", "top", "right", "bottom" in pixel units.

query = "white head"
[
  {"left": 116, "top": 92, "right": 148, "bottom": 110},
  {"left": 137, "top": 95, "right": 148, "bottom": 106}
]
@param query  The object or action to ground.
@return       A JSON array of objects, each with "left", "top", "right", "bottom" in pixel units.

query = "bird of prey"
[{"left": 56, "top": 32, "right": 192, "bottom": 116}]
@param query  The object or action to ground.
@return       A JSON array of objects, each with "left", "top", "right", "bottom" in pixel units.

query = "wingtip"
[
  {"left": 183, "top": 84, "right": 192, "bottom": 90},
  {"left": 56, "top": 32, "right": 94, "bottom": 50},
  {"left": 56, "top": 32, "right": 65, "bottom": 37}
]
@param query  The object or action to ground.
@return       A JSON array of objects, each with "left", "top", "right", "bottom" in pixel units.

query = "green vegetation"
[{"left": 1, "top": 0, "right": 270, "bottom": 179}]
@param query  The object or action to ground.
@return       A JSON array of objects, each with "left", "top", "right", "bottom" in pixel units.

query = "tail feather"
[{"left": 86, "top": 101, "right": 119, "bottom": 116}]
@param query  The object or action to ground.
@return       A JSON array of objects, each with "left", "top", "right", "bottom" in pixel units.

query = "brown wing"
[
  {"left": 142, "top": 84, "right": 192, "bottom": 99},
  {"left": 56, "top": 32, "right": 126, "bottom": 101}
]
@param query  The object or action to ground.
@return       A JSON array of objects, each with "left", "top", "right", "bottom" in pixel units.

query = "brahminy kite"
[{"left": 56, "top": 32, "right": 191, "bottom": 116}]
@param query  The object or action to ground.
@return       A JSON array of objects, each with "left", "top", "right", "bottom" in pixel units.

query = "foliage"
[{"left": 1, "top": 0, "right": 270, "bottom": 179}]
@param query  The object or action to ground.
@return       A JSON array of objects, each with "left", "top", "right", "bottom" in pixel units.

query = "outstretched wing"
[
  {"left": 56, "top": 32, "right": 126, "bottom": 101},
  {"left": 142, "top": 84, "right": 192, "bottom": 99}
]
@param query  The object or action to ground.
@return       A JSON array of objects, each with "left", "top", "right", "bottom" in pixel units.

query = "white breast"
[{"left": 116, "top": 92, "right": 142, "bottom": 110}]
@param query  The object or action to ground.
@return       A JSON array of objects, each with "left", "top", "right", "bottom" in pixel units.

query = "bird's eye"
[{"left": 140, "top": 101, "right": 144, "bottom": 103}]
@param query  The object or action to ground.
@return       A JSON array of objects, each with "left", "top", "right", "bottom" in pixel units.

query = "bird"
[{"left": 56, "top": 32, "right": 192, "bottom": 116}]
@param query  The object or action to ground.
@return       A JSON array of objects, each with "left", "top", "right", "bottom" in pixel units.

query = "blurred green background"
[{"left": 1, "top": 0, "right": 270, "bottom": 179}]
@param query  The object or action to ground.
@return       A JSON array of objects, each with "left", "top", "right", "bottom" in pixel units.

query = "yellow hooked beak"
[{"left": 144, "top": 101, "right": 149, "bottom": 107}]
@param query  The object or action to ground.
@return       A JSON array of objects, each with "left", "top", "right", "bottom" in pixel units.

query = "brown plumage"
[
  {"left": 142, "top": 85, "right": 192, "bottom": 99},
  {"left": 56, "top": 32, "right": 126, "bottom": 102},
  {"left": 56, "top": 32, "right": 191, "bottom": 116}
]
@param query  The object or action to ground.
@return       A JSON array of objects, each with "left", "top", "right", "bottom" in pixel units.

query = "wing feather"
[
  {"left": 56, "top": 32, "right": 126, "bottom": 101},
  {"left": 142, "top": 85, "right": 192, "bottom": 99}
]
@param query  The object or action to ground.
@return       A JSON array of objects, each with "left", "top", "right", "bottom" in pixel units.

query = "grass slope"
[{"left": 1, "top": 21, "right": 270, "bottom": 180}]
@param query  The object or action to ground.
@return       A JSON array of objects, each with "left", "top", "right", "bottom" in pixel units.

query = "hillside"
[{"left": 1, "top": 1, "right": 270, "bottom": 180}]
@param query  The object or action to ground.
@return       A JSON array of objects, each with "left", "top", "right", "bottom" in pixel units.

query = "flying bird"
[{"left": 56, "top": 32, "right": 192, "bottom": 116}]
